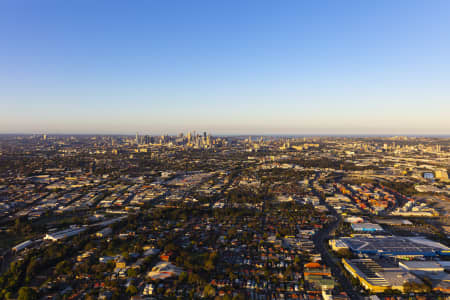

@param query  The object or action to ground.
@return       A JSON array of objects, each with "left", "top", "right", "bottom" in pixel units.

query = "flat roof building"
[
  {"left": 399, "top": 261, "right": 444, "bottom": 272},
  {"left": 337, "top": 235, "right": 450, "bottom": 257},
  {"left": 342, "top": 258, "right": 423, "bottom": 293},
  {"left": 12, "top": 240, "right": 33, "bottom": 252},
  {"left": 44, "top": 227, "right": 86, "bottom": 241},
  {"left": 351, "top": 223, "right": 383, "bottom": 232}
]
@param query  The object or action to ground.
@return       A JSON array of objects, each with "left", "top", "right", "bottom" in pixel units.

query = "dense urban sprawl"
[{"left": 0, "top": 133, "right": 449, "bottom": 300}]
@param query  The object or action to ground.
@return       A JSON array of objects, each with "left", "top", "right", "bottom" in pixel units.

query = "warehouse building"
[
  {"left": 336, "top": 235, "right": 450, "bottom": 257},
  {"left": 342, "top": 258, "right": 424, "bottom": 293},
  {"left": 44, "top": 227, "right": 86, "bottom": 241},
  {"left": 399, "top": 261, "right": 444, "bottom": 272},
  {"left": 12, "top": 240, "right": 33, "bottom": 252},
  {"left": 351, "top": 223, "right": 383, "bottom": 232}
]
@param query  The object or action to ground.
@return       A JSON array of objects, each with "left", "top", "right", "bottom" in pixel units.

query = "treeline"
[
  {"left": 0, "top": 235, "right": 91, "bottom": 299},
  {"left": 225, "top": 188, "right": 270, "bottom": 204}
]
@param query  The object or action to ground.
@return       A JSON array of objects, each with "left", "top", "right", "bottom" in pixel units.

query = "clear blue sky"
[{"left": 1, "top": 1, "right": 449, "bottom": 135}]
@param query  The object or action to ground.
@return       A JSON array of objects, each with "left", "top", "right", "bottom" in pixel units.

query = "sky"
[{"left": 1, "top": 1, "right": 449, "bottom": 135}]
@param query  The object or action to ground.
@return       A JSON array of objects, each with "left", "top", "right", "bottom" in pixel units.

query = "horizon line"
[{"left": 0, "top": 133, "right": 449, "bottom": 138}]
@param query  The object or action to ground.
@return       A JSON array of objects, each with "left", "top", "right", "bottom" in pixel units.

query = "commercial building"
[
  {"left": 329, "top": 239, "right": 349, "bottom": 252},
  {"left": 399, "top": 261, "right": 450, "bottom": 294},
  {"left": 44, "top": 227, "right": 86, "bottom": 241},
  {"left": 375, "top": 218, "right": 412, "bottom": 226},
  {"left": 342, "top": 258, "right": 423, "bottom": 293},
  {"left": 12, "top": 240, "right": 33, "bottom": 252},
  {"left": 435, "top": 169, "right": 449, "bottom": 181},
  {"left": 351, "top": 223, "right": 383, "bottom": 232},
  {"left": 336, "top": 235, "right": 450, "bottom": 257},
  {"left": 303, "top": 262, "right": 335, "bottom": 292},
  {"left": 147, "top": 261, "right": 182, "bottom": 280},
  {"left": 399, "top": 261, "right": 444, "bottom": 272},
  {"left": 344, "top": 216, "right": 364, "bottom": 224}
]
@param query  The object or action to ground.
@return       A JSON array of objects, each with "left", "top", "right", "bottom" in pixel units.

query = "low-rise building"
[
  {"left": 342, "top": 258, "right": 423, "bottom": 293},
  {"left": 351, "top": 223, "right": 383, "bottom": 232},
  {"left": 44, "top": 227, "right": 86, "bottom": 241}
]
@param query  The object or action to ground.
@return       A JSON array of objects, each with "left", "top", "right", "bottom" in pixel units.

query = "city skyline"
[{"left": 1, "top": 1, "right": 450, "bottom": 134}]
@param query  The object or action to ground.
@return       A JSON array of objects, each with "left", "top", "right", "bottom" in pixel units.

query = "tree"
[
  {"left": 336, "top": 248, "right": 353, "bottom": 259},
  {"left": 126, "top": 284, "right": 138, "bottom": 295},
  {"left": 223, "top": 294, "right": 232, "bottom": 300},
  {"left": 25, "top": 258, "right": 39, "bottom": 282},
  {"left": 202, "top": 284, "right": 216, "bottom": 297},
  {"left": 18, "top": 287, "right": 38, "bottom": 300},
  {"left": 55, "top": 260, "right": 71, "bottom": 275},
  {"left": 232, "top": 294, "right": 246, "bottom": 300},
  {"left": 127, "top": 268, "right": 138, "bottom": 277},
  {"left": 204, "top": 254, "right": 216, "bottom": 272},
  {"left": 402, "top": 282, "right": 412, "bottom": 293},
  {"left": 178, "top": 271, "right": 188, "bottom": 282}
]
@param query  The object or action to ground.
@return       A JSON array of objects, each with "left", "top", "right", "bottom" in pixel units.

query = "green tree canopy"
[{"left": 18, "top": 287, "right": 38, "bottom": 300}]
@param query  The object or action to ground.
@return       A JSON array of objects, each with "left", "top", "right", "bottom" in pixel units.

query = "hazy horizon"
[
  {"left": 1, "top": 1, "right": 450, "bottom": 134},
  {"left": 1, "top": 132, "right": 449, "bottom": 139}
]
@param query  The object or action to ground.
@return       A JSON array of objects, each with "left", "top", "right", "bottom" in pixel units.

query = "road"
[
  {"left": 313, "top": 214, "right": 362, "bottom": 300},
  {"left": 311, "top": 173, "right": 363, "bottom": 300}
]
